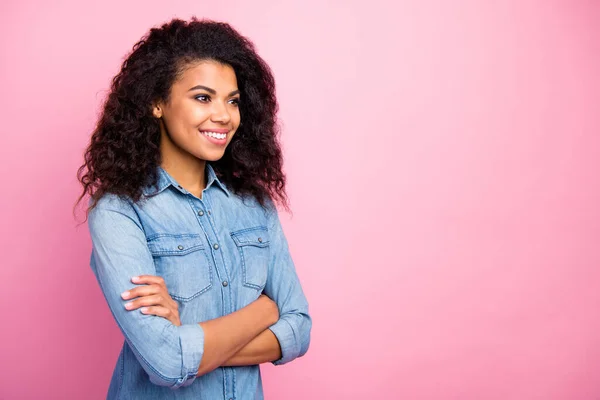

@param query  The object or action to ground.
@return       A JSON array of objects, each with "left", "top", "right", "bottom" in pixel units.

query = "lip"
[
  {"left": 199, "top": 128, "right": 230, "bottom": 134},
  {"left": 198, "top": 130, "right": 228, "bottom": 146}
]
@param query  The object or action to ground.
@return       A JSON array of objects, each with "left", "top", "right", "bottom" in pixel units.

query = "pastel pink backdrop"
[{"left": 1, "top": 1, "right": 598, "bottom": 399}]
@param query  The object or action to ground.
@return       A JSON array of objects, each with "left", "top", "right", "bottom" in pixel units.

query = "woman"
[{"left": 76, "top": 17, "right": 311, "bottom": 399}]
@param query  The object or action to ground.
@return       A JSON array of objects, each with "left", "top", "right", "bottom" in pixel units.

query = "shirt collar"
[
  {"left": 205, "top": 163, "right": 230, "bottom": 196},
  {"left": 142, "top": 163, "right": 230, "bottom": 197}
]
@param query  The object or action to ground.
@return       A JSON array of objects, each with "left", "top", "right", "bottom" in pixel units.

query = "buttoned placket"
[{"left": 187, "top": 190, "right": 236, "bottom": 399}]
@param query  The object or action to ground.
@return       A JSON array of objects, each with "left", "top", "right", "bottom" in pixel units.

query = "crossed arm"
[
  {"left": 120, "top": 274, "right": 283, "bottom": 371},
  {"left": 221, "top": 328, "right": 282, "bottom": 367},
  {"left": 196, "top": 296, "right": 283, "bottom": 373},
  {"left": 88, "top": 199, "right": 311, "bottom": 388}
]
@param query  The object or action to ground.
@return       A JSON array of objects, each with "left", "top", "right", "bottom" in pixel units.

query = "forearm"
[
  {"left": 196, "top": 296, "right": 277, "bottom": 376},
  {"left": 220, "top": 328, "right": 282, "bottom": 367}
]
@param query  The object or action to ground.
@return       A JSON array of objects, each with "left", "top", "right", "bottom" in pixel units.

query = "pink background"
[{"left": 1, "top": 1, "right": 599, "bottom": 399}]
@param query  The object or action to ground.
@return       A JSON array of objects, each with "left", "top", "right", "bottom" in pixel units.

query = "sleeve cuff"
[
  {"left": 268, "top": 318, "right": 299, "bottom": 365},
  {"left": 173, "top": 324, "right": 205, "bottom": 388}
]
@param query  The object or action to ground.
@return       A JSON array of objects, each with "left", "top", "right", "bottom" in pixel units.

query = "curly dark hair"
[{"left": 75, "top": 17, "right": 288, "bottom": 219}]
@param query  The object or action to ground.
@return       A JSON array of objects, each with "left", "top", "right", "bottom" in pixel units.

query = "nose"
[{"left": 210, "top": 100, "right": 231, "bottom": 124}]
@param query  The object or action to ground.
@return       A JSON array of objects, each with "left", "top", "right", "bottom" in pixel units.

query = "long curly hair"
[{"left": 75, "top": 17, "right": 288, "bottom": 219}]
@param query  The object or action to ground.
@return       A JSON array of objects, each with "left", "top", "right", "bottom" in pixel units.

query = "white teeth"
[{"left": 201, "top": 131, "right": 227, "bottom": 140}]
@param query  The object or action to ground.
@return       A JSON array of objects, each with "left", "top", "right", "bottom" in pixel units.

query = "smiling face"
[{"left": 153, "top": 60, "right": 241, "bottom": 165}]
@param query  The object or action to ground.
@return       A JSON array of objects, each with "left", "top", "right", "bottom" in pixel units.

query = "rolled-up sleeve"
[
  {"left": 264, "top": 203, "right": 312, "bottom": 365},
  {"left": 88, "top": 196, "right": 205, "bottom": 388}
]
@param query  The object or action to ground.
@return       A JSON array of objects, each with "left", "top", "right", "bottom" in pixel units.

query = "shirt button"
[
  {"left": 222, "top": 281, "right": 228, "bottom": 287},
  {"left": 198, "top": 210, "right": 204, "bottom": 216},
  {"left": 177, "top": 245, "right": 184, "bottom": 250},
  {"left": 213, "top": 243, "right": 219, "bottom": 250},
  {"left": 258, "top": 237, "right": 263, "bottom": 243}
]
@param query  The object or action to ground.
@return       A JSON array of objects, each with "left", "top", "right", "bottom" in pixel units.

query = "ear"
[{"left": 152, "top": 103, "right": 163, "bottom": 119}]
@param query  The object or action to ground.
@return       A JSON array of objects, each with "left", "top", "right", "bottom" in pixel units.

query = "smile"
[{"left": 199, "top": 131, "right": 227, "bottom": 140}]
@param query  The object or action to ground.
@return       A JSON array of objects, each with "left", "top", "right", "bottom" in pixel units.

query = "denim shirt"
[{"left": 87, "top": 164, "right": 311, "bottom": 400}]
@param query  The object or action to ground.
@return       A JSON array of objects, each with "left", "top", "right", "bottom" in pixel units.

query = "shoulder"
[
  {"left": 89, "top": 193, "right": 134, "bottom": 212},
  {"left": 224, "top": 192, "right": 278, "bottom": 227},
  {"left": 88, "top": 193, "right": 141, "bottom": 227}
]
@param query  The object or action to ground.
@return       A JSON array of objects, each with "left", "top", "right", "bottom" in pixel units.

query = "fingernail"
[
  {"left": 140, "top": 307, "right": 148, "bottom": 313},
  {"left": 121, "top": 291, "right": 130, "bottom": 299},
  {"left": 125, "top": 302, "right": 133, "bottom": 309},
  {"left": 132, "top": 276, "right": 140, "bottom": 282}
]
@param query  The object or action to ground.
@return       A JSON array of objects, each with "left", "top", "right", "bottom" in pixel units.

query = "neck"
[{"left": 159, "top": 124, "right": 207, "bottom": 197}]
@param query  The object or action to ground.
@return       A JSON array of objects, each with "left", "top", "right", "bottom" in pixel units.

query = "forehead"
[{"left": 174, "top": 60, "right": 238, "bottom": 90}]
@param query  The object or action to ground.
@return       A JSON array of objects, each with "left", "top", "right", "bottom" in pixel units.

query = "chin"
[{"left": 198, "top": 151, "right": 227, "bottom": 162}]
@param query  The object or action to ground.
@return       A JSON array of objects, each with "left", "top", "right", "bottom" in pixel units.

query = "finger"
[
  {"left": 124, "top": 294, "right": 167, "bottom": 310},
  {"left": 131, "top": 275, "right": 165, "bottom": 286},
  {"left": 141, "top": 306, "right": 179, "bottom": 326},
  {"left": 121, "top": 284, "right": 161, "bottom": 300},
  {"left": 140, "top": 306, "right": 172, "bottom": 319}
]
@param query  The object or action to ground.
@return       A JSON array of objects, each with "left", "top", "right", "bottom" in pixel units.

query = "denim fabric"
[{"left": 87, "top": 164, "right": 311, "bottom": 399}]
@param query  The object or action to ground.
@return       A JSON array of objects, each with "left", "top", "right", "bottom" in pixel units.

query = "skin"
[
  {"left": 153, "top": 60, "right": 241, "bottom": 197},
  {"left": 121, "top": 60, "right": 282, "bottom": 372}
]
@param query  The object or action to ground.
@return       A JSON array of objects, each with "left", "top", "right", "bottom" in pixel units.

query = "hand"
[
  {"left": 259, "top": 294, "right": 280, "bottom": 325},
  {"left": 120, "top": 275, "right": 181, "bottom": 326}
]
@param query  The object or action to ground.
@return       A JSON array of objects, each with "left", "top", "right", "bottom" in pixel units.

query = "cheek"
[
  {"left": 232, "top": 108, "right": 241, "bottom": 125},
  {"left": 169, "top": 101, "right": 210, "bottom": 127},
  {"left": 185, "top": 104, "right": 211, "bottom": 125}
]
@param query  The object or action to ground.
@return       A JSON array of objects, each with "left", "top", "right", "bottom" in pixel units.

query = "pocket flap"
[
  {"left": 147, "top": 234, "right": 205, "bottom": 256},
  {"left": 231, "top": 227, "right": 270, "bottom": 247}
]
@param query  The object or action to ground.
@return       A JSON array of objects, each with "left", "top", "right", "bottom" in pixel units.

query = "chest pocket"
[
  {"left": 147, "top": 234, "right": 213, "bottom": 302},
  {"left": 231, "top": 227, "right": 270, "bottom": 290}
]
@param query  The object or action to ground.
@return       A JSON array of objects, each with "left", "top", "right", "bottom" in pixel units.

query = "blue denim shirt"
[{"left": 87, "top": 164, "right": 311, "bottom": 399}]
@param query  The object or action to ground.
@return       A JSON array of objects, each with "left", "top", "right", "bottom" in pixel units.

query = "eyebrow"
[{"left": 188, "top": 85, "right": 240, "bottom": 97}]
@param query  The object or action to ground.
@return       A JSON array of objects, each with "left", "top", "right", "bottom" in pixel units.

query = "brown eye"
[{"left": 195, "top": 95, "right": 210, "bottom": 102}]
